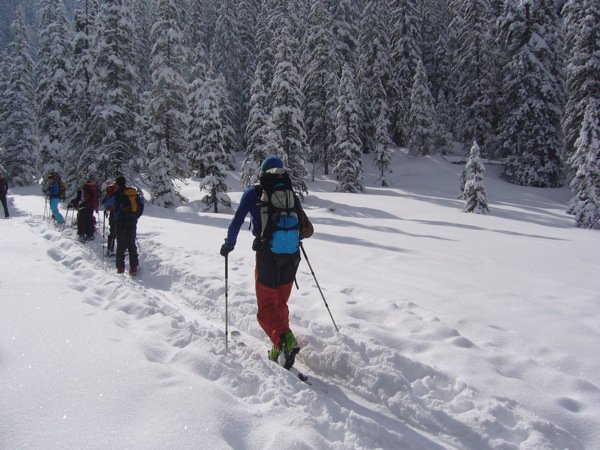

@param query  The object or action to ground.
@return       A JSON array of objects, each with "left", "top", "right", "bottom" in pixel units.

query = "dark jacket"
[
  {"left": 0, "top": 177, "right": 8, "bottom": 198},
  {"left": 102, "top": 185, "right": 142, "bottom": 222}
]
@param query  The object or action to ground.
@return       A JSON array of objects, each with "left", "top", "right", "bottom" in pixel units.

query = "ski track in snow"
[{"left": 28, "top": 213, "right": 581, "bottom": 450}]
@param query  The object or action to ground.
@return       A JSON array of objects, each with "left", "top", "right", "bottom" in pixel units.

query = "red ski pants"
[{"left": 254, "top": 250, "right": 300, "bottom": 347}]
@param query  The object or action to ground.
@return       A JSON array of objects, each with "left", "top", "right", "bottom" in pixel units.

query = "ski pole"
[
  {"left": 225, "top": 254, "right": 229, "bottom": 351},
  {"left": 62, "top": 205, "right": 70, "bottom": 231},
  {"left": 300, "top": 242, "right": 339, "bottom": 333},
  {"left": 102, "top": 212, "right": 106, "bottom": 257}
]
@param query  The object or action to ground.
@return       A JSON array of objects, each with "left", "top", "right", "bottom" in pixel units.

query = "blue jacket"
[
  {"left": 225, "top": 185, "right": 313, "bottom": 250},
  {"left": 225, "top": 186, "right": 261, "bottom": 248},
  {"left": 48, "top": 180, "right": 60, "bottom": 198}
]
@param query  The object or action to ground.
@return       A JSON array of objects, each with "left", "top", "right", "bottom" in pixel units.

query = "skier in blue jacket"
[
  {"left": 220, "top": 155, "right": 313, "bottom": 369},
  {"left": 46, "top": 172, "right": 64, "bottom": 224}
]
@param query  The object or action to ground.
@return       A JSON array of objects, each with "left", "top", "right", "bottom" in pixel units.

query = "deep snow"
[{"left": 1, "top": 150, "right": 599, "bottom": 450}]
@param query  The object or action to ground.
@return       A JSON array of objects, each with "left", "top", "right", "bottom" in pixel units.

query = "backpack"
[
  {"left": 55, "top": 175, "right": 66, "bottom": 200},
  {"left": 258, "top": 168, "right": 299, "bottom": 254},
  {"left": 120, "top": 186, "right": 144, "bottom": 219},
  {"left": 104, "top": 183, "right": 118, "bottom": 212},
  {"left": 83, "top": 182, "right": 98, "bottom": 209}
]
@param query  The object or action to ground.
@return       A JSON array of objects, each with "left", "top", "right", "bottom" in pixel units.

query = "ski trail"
[{"left": 28, "top": 216, "right": 581, "bottom": 450}]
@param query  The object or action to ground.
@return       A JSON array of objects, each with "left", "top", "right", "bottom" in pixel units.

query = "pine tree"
[
  {"left": 130, "top": 0, "right": 153, "bottom": 92},
  {"left": 302, "top": 0, "right": 337, "bottom": 176},
  {"left": 211, "top": 0, "right": 245, "bottom": 151},
  {"left": 146, "top": 0, "right": 190, "bottom": 207},
  {"left": 0, "top": 8, "right": 38, "bottom": 185},
  {"left": 451, "top": 0, "right": 496, "bottom": 151},
  {"left": 242, "top": 69, "right": 272, "bottom": 187},
  {"left": 357, "top": 0, "right": 393, "bottom": 154},
  {"left": 562, "top": 0, "right": 600, "bottom": 166},
  {"left": 373, "top": 105, "right": 393, "bottom": 187},
  {"left": 567, "top": 100, "right": 600, "bottom": 228},
  {"left": 330, "top": 0, "right": 360, "bottom": 77},
  {"left": 334, "top": 63, "right": 363, "bottom": 193},
  {"left": 87, "top": 0, "right": 140, "bottom": 185},
  {"left": 420, "top": 0, "right": 451, "bottom": 102},
  {"left": 236, "top": 0, "right": 259, "bottom": 149},
  {"left": 36, "top": 0, "right": 72, "bottom": 176},
  {"left": 497, "top": 1, "right": 564, "bottom": 187},
  {"left": 389, "top": 0, "right": 422, "bottom": 146},
  {"left": 67, "top": 0, "right": 98, "bottom": 186},
  {"left": 197, "top": 76, "right": 231, "bottom": 213},
  {"left": 187, "top": 42, "right": 210, "bottom": 177},
  {"left": 271, "top": 25, "right": 309, "bottom": 196},
  {"left": 463, "top": 140, "right": 489, "bottom": 214},
  {"left": 408, "top": 59, "right": 438, "bottom": 156}
]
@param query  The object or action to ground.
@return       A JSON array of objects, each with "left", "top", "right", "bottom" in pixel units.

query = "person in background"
[
  {"left": 0, "top": 172, "right": 9, "bottom": 218},
  {"left": 101, "top": 180, "right": 119, "bottom": 256},
  {"left": 102, "top": 175, "right": 144, "bottom": 276},
  {"left": 69, "top": 174, "right": 99, "bottom": 241},
  {"left": 46, "top": 171, "right": 64, "bottom": 224}
]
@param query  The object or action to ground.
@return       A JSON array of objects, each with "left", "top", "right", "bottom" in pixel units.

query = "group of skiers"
[
  {"left": 1, "top": 155, "right": 312, "bottom": 371},
  {"left": 42, "top": 172, "right": 144, "bottom": 277}
]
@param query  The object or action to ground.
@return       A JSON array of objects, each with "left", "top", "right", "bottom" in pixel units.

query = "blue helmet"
[{"left": 261, "top": 155, "right": 284, "bottom": 173}]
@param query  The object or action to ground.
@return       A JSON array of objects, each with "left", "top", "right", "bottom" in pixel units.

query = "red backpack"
[
  {"left": 83, "top": 182, "right": 98, "bottom": 209},
  {"left": 104, "top": 183, "right": 118, "bottom": 212}
]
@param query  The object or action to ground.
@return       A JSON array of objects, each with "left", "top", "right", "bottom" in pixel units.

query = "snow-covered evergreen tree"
[
  {"left": 408, "top": 59, "right": 438, "bottom": 156},
  {"left": 189, "top": 0, "right": 218, "bottom": 56},
  {"left": 562, "top": 0, "right": 600, "bottom": 165},
  {"left": 302, "top": 0, "right": 337, "bottom": 176},
  {"left": 271, "top": 25, "right": 309, "bottom": 196},
  {"left": 187, "top": 42, "right": 210, "bottom": 177},
  {"left": 241, "top": 69, "right": 273, "bottom": 188},
  {"left": 235, "top": 0, "right": 258, "bottom": 148},
  {"left": 211, "top": 0, "right": 245, "bottom": 151},
  {"left": 451, "top": 0, "right": 496, "bottom": 151},
  {"left": 567, "top": 100, "right": 600, "bottom": 229},
  {"left": 66, "top": 0, "right": 98, "bottom": 187},
  {"left": 420, "top": 0, "right": 451, "bottom": 102},
  {"left": 146, "top": 0, "right": 190, "bottom": 207},
  {"left": 463, "top": 140, "right": 489, "bottom": 214},
  {"left": 330, "top": 0, "right": 360, "bottom": 78},
  {"left": 87, "top": 0, "right": 140, "bottom": 185},
  {"left": 0, "top": 8, "right": 38, "bottom": 185},
  {"left": 357, "top": 0, "right": 393, "bottom": 154},
  {"left": 213, "top": 73, "right": 237, "bottom": 170},
  {"left": 389, "top": 0, "right": 422, "bottom": 146},
  {"left": 36, "top": 0, "right": 72, "bottom": 176},
  {"left": 373, "top": 105, "right": 393, "bottom": 187},
  {"left": 334, "top": 63, "right": 363, "bottom": 193},
  {"left": 130, "top": 0, "right": 154, "bottom": 92},
  {"left": 497, "top": 1, "right": 564, "bottom": 187},
  {"left": 197, "top": 75, "right": 231, "bottom": 213}
]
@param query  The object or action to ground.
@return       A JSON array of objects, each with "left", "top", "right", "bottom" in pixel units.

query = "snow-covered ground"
[{"left": 1, "top": 150, "right": 598, "bottom": 450}]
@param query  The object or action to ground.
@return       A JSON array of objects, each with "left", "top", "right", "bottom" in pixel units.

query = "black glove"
[{"left": 220, "top": 243, "right": 233, "bottom": 257}]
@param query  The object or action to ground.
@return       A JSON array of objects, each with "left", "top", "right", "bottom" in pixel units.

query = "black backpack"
[{"left": 257, "top": 168, "right": 299, "bottom": 254}]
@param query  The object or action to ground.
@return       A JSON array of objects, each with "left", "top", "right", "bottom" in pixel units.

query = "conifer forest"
[{"left": 0, "top": 0, "right": 598, "bottom": 227}]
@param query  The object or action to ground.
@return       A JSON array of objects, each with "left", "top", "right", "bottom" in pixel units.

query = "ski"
[{"left": 291, "top": 367, "right": 310, "bottom": 384}]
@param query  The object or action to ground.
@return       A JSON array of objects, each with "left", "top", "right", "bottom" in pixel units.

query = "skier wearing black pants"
[{"left": 102, "top": 175, "right": 144, "bottom": 276}]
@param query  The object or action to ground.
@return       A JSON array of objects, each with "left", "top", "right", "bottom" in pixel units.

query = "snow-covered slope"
[{"left": 1, "top": 151, "right": 598, "bottom": 449}]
